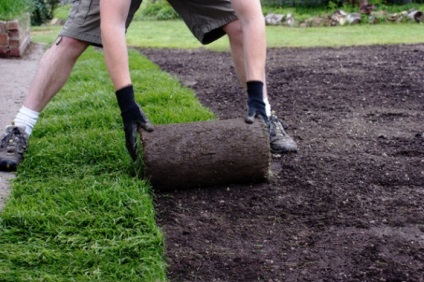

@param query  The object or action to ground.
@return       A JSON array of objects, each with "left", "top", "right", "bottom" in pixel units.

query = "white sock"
[
  {"left": 13, "top": 106, "right": 40, "bottom": 136},
  {"left": 263, "top": 96, "right": 271, "bottom": 117}
]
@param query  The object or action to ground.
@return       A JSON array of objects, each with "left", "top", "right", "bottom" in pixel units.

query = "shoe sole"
[
  {"left": 270, "top": 147, "right": 298, "bottom": 154},
  {"left": 0, "top": 160, "right": 18, "bottom": 172}
]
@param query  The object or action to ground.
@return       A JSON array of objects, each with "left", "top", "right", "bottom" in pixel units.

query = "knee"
[
  {"left": 53, "top": 36, "right": 88, "bottom": 58},
  {"left": 224, "top": 20, "right": 243, "bottom": 43}
]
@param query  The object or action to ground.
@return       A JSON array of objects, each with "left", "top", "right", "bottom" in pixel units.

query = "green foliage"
[
  {"left": 0, "top": 0, "right": 32, "bottom": 20},
  {"left": 53, "top": 3, "right": 71, "bottom": 20},
  {"left": 327, "top": 0, "right": 341, "bottom": 10},
  {"left": 135, "top": 0, "right": 180, "bottom": 20},
  {"left": 0, "top": 47, "right": 215, "bottom": 281},
  {"left": 31, "top": 0, "right": 60, "bottom": 26},
  {"left": 31, "top": 0, "right": 49, "bottom": 25}
]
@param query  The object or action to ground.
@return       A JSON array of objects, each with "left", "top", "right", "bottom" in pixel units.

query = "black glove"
[
  {"left": 245, "top": 81, "right": 268, "bottom": 124},
  {"left": 116, "top": 85, "right": 154, "bottom": 160}
]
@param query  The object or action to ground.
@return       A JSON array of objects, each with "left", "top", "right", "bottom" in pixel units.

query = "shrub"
[
  {"left": 136, "top": 0, "right": 180, "bottom": 20},
  {"left": 0, "top": 0, "right": 32, "bottom": 20},
  {"left": 31, "top": 0, "right": 60, "bottom": 26}
]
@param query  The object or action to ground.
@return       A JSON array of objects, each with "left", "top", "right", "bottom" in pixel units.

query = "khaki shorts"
[
  {"left": 59, "top": 0, "right": 142, "bottom": 47},
  {"left": 59, "top": 0, "right": 237, "bottom": 46}
]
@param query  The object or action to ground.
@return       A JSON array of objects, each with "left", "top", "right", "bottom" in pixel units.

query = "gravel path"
[{"left": 0, "top": 43, "right": 44, "bottom": 210}]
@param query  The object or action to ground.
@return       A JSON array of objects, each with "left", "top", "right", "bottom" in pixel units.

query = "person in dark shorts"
[{"left": 0, "top": 0, "right": 297, "bottom": 172}]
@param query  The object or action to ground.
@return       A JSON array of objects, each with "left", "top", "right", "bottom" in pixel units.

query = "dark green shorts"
[
  {"left": 59, "top": 0, "right": 237, "bottom": 46},
  {"left": 168, "top": 0, "right": 237, "bottom": 44}
]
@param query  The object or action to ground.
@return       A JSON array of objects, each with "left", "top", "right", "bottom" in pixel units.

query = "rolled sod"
[{"left": 141, "top": 118, "right": 271, "bottom": 190}]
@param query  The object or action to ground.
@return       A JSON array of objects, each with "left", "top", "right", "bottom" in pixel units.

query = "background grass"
[
  {"left": 126, "top": 21, "right": 424, "bottom": 50},
  {"left": 31, "top": 21, "right": 424, "bottom": 51}
]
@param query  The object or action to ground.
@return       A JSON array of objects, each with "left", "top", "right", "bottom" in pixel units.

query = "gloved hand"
[
  {"left": 245, "top": 81, "right": 268, "bottom": 124},
  {"left": 245, "top": 95, "right": 267, "bottom": 124},
  {"left": 116, "top": 85, "right": 154, "bottom": 160},
  {"left": 121, "top": 103, "right": 154, "bottom": 160}
]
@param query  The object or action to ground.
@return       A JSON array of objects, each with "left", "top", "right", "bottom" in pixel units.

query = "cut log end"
[{"left": 141, "top": 118, "right": 271, "bottom": 190}]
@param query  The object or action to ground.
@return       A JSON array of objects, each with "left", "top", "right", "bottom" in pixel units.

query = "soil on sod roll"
[
  {"left": 139, "top": 44, "right": 424, "bottom": 281},
  {"left": 141, "top": 118, "right": 270, "bottom": 190}
]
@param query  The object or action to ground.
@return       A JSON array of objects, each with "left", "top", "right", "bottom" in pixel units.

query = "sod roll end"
[{"left": 141, "top": 118, "right": 271, "bottom": 190}]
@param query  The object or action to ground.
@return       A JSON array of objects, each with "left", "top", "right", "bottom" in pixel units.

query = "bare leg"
[
  {"left": 223, "top": 20, "right": 270, "bottom": 104},
  {"left": 223, "top": 20, "right": 245, "bottom": 85},
  {"left": 223, "top": 16, "right": 297, "bottom": 154},
  {"left": 229, "top": 0, "right": 266, "bottom": 83},
  {"left": 23, "top": 37, "right": 89, "bottom": 112},
  {"left": 100, "top": 0, "right": 132, "bottom": 90}
]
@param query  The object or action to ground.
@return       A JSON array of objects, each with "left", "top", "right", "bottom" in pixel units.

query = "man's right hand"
[
  {"left": 116, "top": 85, "right": 154, "bottom": 160},
  {"left": 122, "top": 103, "right": 154, "bottom": 160}
]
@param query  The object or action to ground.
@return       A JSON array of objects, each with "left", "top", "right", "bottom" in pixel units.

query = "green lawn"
[
  {"left": 31, "top": 20, "right": 424, "bottom": 50},
  {"left": 2, "top": 18, "right": 424, "bottom": 281},
  {"left": 128, "top": 21, "right": 424, "bottom": 50}
]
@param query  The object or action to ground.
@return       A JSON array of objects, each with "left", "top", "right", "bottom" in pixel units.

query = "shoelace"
[
  {"left": 275, "top": 116, "right": 288, "bottom": 129},
  {"left": 271, "top": 117, "right": 289, "bottom": 137},
  {"left": 0, "top": 128, "right": 23, "bottom": 150}
]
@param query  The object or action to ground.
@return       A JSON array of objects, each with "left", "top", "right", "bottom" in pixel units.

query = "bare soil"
[{"left": 139, "top": 44, "right": 424, "bottom": 281}]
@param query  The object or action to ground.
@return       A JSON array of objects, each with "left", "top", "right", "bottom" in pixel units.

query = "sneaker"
[
  {"left": 0, "top": 125, "right": 28, "bottom": 172},
  {"left": 268, "top": 114, "right": 298, "bottom": 154}
]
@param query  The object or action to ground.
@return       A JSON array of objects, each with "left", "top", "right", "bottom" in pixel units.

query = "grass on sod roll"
[{"left": 0, "top": 47, "right": 214, "bottom": 281}]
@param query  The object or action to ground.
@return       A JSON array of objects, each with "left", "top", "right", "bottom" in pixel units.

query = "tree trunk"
[{"left": 141, "top": 118, "right": 270, "bottom": 190}]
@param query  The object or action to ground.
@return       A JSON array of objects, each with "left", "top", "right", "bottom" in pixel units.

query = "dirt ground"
[{"left": 139, "top": 44, "right": 424, "bottom": 281}]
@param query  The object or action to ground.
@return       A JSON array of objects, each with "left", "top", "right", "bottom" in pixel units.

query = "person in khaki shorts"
[{"left": 0, "top": 0, "right": 297, "bottom": 172}]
